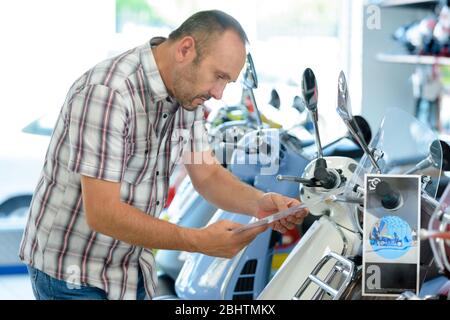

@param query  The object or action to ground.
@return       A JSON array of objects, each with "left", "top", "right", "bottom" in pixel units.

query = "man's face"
[{"left": 173, "top": 30, "right": 246, "bottom": 111}]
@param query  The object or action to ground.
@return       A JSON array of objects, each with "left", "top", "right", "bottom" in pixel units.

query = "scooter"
[
  {"left": 169, "top": 68, "right": 371, "bottom": 300},
  {"left": 257, "top": 70, "right": 447, "bottom": 300},
  {"left": 172, "top": 128, "right": 309, "bottom": 300}
]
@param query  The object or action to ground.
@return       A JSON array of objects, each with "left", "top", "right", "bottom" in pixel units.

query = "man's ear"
[{"left": 175, "top": 36, "right": 197, "bottom": 63}]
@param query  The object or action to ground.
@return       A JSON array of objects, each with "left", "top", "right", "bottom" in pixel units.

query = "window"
[{"left": 115, "top": 0, "right": 350, "bottom": 144}]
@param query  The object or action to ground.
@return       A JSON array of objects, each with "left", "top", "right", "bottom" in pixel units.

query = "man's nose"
[{"left": 209, "top": 82, "right": 227, "bottom": 100}]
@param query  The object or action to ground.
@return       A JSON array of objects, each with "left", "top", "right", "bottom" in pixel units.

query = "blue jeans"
[{"left": 27, "top": 265, "right": 146, "bottom": 300}]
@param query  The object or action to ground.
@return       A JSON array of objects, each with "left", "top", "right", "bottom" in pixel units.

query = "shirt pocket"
[{"left": 122, "top": 138, "right": 155, "bottom": 185}]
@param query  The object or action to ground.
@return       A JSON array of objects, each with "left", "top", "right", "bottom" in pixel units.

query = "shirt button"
[
  {"left": 163, "top": 113, "right": 168, "bottom": 119},
  {"left": 156, "top": 201, "right": 160, "bottom": 206},
  {"left": 156, "top": 171, "right": 159, "bottom": 176},
  {"left": 166, "top": 97, "right": 171, "bottom": 102}
]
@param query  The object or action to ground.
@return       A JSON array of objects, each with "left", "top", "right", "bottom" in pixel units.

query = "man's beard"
[{"left": 173, "top": 63, "right": 210, "bottom": 110}]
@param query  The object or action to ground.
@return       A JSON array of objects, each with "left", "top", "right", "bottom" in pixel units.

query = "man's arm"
[
  {"left": 184, "top": 150, "right": 264, "bottom": 217},
  {"left": 81, "top": 175, "right": 267, "bottom": 258},
  {"left": 184, "top": 150, "right": 309, "bottom": 233}
]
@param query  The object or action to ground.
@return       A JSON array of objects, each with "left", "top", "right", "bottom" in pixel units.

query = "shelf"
[
  {"left": 376, "top": 53, "right": 450, "bottom": 65},
  {"left": 375, "top": 0, "right": 438, "bottom": 8}
]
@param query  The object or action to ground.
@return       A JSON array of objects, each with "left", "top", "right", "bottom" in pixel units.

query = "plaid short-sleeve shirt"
[{"left": 19, "top": 37, "right": 210, "bottom": 300}]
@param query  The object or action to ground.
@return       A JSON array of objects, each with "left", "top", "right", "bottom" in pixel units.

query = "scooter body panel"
[
  {"left": 258, "top": 216, "right": 357, "bottom": 300},
  {"left": 253, "top": 148, "right": 310, "bottom": 197},
  {"left": 175, "top": 210, "right": 273, "bottom": 300}
]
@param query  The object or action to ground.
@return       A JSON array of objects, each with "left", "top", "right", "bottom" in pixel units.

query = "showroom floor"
[{"left": 0, "top": 274, "right": 34, "bottom": 300}]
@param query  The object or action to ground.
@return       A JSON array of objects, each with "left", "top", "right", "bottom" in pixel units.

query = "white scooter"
[{"left": 257, "top": 70, "right": 445, "bottom": 300}]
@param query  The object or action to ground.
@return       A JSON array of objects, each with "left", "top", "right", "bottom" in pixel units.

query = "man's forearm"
[
  {"left": 192, "top": 164, "right": 264, "bottom": 216},
  {"left": 84, "top": 191, "right": 199, "bottom": 252},
  {"left": 80, "top": 172, "right": 269, "bottom": 259}
]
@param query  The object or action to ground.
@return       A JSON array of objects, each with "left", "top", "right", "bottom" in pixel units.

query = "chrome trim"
[
  {"left": 291, "top": 216, "right": 355, "bottom": 300},
  {"left": 293, "top": 251, "right": 355, "bottom": 300},
  {"left": 219, "top": 246, "right": 247, "bottom": 299}
]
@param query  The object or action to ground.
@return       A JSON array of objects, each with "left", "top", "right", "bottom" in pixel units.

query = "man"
[{"left": 19, "top": 10, "right": 308, "bottom": 300}]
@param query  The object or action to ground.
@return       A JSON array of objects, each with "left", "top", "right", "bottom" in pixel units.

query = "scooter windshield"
[{"left": 344, "top": 108, "right": 443, "bottom": 227}]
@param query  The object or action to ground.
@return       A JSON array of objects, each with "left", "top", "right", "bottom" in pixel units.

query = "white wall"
[
  {"left": 361, "top": 6, "right": 429, "bottom": 130},
  {"left": 0, "top": 0, "right": 116, "bottom": 134}
]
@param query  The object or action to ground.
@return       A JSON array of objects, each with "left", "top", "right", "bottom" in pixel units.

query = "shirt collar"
[{"left": 141, "top": 37, "right": 179, "bottom": 113}]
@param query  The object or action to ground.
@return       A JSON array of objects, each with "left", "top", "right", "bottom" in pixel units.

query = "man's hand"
[
  {"left": 255, "top": 193, "right": 309, "bottom": 233},
  {"left": 187, "top": 220, "right": 268, "bottom": 258}
]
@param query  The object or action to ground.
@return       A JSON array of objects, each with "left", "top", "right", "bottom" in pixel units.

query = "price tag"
[{"left": 362, "top": 174, "right": 421, "bottom": 297}]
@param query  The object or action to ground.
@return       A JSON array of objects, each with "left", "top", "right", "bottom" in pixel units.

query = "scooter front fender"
[{"left": 258, "top": 216, "right": 350, "bottom": 300}]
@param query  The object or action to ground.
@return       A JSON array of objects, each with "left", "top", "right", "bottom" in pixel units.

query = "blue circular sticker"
[{"left": 369, "top": 216, "right": 413, "bottom": 259}]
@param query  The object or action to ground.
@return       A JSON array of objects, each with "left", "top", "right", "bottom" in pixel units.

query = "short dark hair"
[{"left": 168, "top": 10, "right": 249, "bottom": 63}]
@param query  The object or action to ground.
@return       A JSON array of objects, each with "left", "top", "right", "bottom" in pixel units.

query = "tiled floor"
[{"left": 0, "top": 274, "right": 35, "bottom": 300}]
